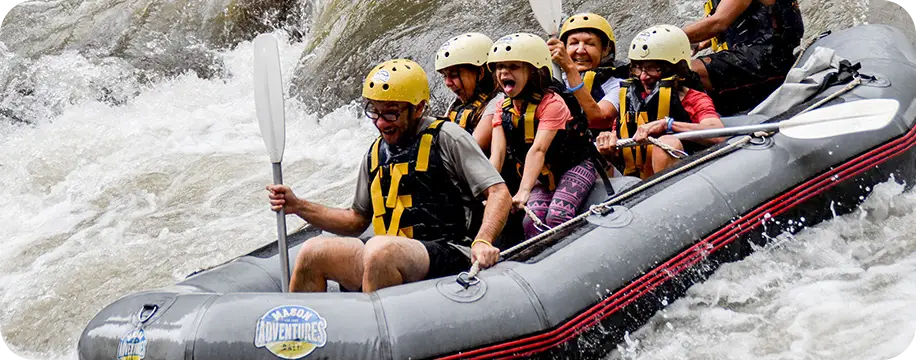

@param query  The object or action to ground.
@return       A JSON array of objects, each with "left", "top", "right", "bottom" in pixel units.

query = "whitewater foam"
[{"left": 0, "top": 32, "right": 377, "bottom": 358}]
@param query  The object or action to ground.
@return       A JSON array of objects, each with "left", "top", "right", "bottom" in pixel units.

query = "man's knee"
[
  {"left": 691, "top": 59, "right": 707, "bottom": 75},
  {"left": 362, "top": 236, "right": 405, "bottom": 270},
  {"left": 691, "top": 58, "right": 714, "bottom": 90},
  {"left": 294, "top": 236, "right": 342, "bottom": 270},
  {"left": 362, "top": 236, "right": 429, "bottom": 283}
]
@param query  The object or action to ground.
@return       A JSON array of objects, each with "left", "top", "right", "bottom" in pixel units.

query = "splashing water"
[
  {"left": 0, "top": 32, "right": 378, "bottom": 359},
  {"left": 612, "top": 179, "right": 916, "bottom": 359}
]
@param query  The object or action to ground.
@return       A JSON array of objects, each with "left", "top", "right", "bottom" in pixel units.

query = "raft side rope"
[
  {"left": 799, "top": 76, "right": 863, "bottom": 115},
  {"left": 456, "top": 134, "right": 756, "bottom": 286},
  {"left": 648, "top": 136, "right": 689, "bottom": 159},
  {"left": 615, "top": 136, "right": 688, "bottom": 159},
  {"left": 523, "top": 205, "right": 552, "bottom": 232}
]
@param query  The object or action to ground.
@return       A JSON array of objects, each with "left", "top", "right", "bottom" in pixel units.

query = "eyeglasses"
[
  {"left": 364, "top": 103, "right": 408, "bottom": 122},
  {"left": 630, "top": 64, "right": 664, "bottom": 77}
]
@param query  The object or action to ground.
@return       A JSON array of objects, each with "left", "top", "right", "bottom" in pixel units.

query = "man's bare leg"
[
  {"left": 289, "top": 236, "right": 365, "bottom": 292},
  {"left": 361, "top": 236, "right": 430, "bottom": 292},
  {"left": 691, "top": 58, "right": 715, "bottom": 91}
]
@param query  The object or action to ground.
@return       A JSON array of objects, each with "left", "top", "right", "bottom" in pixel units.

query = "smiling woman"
[{"left": 547, "top": 12, "right": 627, "bottom": 133}]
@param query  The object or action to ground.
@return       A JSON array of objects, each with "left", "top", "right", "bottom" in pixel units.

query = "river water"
[{"left": 1, "top": 0, "right": 915, "bottom": 359}]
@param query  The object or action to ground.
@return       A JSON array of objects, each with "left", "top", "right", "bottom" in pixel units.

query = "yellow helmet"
[
  {"left": 362, "top": 59, "right": 429, "bottom": 105},
  {"left": 487, "top": 33, "right": 553, "bottom": 75},
  {"left": 435, "top": 33, "right": 493, "bottom": 71},
  {"left": 559, "top": 13, "right": 615, "bottom": 47},
  {"left": 628, "top": 25, "right": 691, "bottom": 65}
]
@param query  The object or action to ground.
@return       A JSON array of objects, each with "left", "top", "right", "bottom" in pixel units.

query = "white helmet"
[
  {"left": 628, "top": 25, "right": 691, "bottom": 65},
  {"left": 487, "top": 33, "right": 553, "bottom": 76},
  {"left": 435, "top": 33, "right": 494, "bottom": 71}
]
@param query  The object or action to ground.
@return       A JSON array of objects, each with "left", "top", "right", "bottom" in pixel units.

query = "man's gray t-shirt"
[{"left": 352, "top": 116, "right": 504, "bottom": 219}]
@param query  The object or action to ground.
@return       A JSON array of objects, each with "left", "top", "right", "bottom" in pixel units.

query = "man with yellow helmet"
[
  {"left": 596, "top": 25, "right": 725, "bottom": 178},
  {"left": 684, "top": 0, "right": 804, "bottom": 115},
  {"left": 547, "top": 13, "right": 627, "bottom": 134},
  {"left": 267, "top": 59, "right": 511, "bottom": 292},
  {"left": 435, "top": 33, "right": 501, "bottom": 153}
]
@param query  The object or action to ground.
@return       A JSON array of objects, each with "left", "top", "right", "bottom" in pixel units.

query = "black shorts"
[
  {"left": 698, "top": 44, "right": 794, "bottom": 115},
  {"left": 421, "top": 240, "right": 472, "bottom": 280},
  {"left": 358, "top": 235, "right": 472, "bottom": 280}
]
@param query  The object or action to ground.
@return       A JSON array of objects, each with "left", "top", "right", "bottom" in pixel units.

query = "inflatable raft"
[{"left": 79, "top": 24, "right": 916, "bottom": 359}]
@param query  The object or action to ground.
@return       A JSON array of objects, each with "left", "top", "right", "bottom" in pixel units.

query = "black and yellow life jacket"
[
  {"left": 704, "top": 0, "right": 804, "bottom": 52},
  {"left": 615, "top": 76, "right": 692, "bottom": 179},
  {"left": 500, "top": 93, "right": 594, "bottom": 191},
  {"left": 579, "top": 65, "right": 630, "bottom": 134},
  {"left": 446, "top": 92, "right": 492, "bottom": 134},
  {"left": 367, "top": 120, "right": 477, "bottom": 243}
]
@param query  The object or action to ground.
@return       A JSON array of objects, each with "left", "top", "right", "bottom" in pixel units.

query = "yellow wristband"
[{"left": 471, "top": 239, "right": 492, "bottom": 248}]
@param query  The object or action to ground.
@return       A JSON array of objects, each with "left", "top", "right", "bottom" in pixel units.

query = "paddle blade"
[
  {"left": 780, "top": 99, "right": 900, "bottom": 140},
  {"left": 253, "top": 34, "right": 286, "bottom": 164},
  {"left": 529, "top": 0, "right": 563, "bottom": 35}
]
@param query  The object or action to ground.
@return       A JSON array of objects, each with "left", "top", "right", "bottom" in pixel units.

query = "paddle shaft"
[
  {"left": 615, "top": 123, "right": 780, "bottom": 148},
  {"left": 272, "top": 162, "right": 291, "bottom": 293}
]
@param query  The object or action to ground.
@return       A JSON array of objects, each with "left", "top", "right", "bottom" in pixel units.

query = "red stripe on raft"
[{"left": 440, "top": 123, "right": 916, "bottom": 360}]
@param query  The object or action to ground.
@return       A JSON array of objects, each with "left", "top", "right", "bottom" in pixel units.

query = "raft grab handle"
[{"left": 136, "top": 304, "right": 159, "bottom": 325}]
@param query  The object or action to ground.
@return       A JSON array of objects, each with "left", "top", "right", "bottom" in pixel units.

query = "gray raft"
[{"left": 79, "top": 24, "right": 916, "bottom": 360}]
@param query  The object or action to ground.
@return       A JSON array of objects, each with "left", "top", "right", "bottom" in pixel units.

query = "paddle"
[
  {"left": 253, "top": 33, "right": 292, "bottom": 293},
  {"left": 611, "top": 99, "right": 900, "bottom": 148},
  {"left": 528, "top": 0, "right": 564, "bottom": 81}
]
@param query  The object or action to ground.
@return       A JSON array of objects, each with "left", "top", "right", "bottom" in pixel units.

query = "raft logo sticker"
[
  {"left": 497, "top": 35, "right": 514, "bottom": 44},
  {"left": 372, "top": 69, "right": 390, "bottom": 83},
  {"left": 116, "top": 328, "right": 147, "bottom": 360},
  {"left": 254, "top": 305, "right": 328, "bottom": 359}
]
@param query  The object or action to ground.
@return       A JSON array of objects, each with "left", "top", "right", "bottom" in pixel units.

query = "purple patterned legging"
[{"left": 522, "top": 159, "right": 597, "bottom": 238}]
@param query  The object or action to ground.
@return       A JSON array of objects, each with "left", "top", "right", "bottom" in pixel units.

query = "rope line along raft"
[
  {"left": 613, "top": 136, "right": 689, "bottom": 159},
  {"left": 458, "top": 134, "right": 756, "bottom": 285}
]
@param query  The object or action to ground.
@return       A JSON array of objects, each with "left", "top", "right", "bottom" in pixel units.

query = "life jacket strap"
[
  {"left": 515, "top": 162, "right": 557, "bottom": 191},
  {"left": 583, "top": 70, "right": 597, "bottom": 94},
  {"left": 704, "top": 0, "right": 729, "bottom": 52},
  {"left": 504, "top": 99, "right": 538, "bottom": 144}
]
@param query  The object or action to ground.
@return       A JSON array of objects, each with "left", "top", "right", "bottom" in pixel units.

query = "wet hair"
[
  {"left": 444, "top": 64, "right": 498, "bottom": 102},
  {"left": 670, "top": 60, "right": 705, "bottom": 92},
  {"left": 458, "top": 63, "right": 498, "bottom": 99}
]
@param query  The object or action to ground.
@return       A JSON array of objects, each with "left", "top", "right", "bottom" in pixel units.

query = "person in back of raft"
[
  {"left": 595, "top": 25, "right": 725, "bottom": 179},
  {"left": 436, "top": 32, "right": 528, "bottom": 246},
  {"left": 435, "top": 32, "right": 502, "bottom": 154},
  {"left": 684, "top": 0, "right": 804, "bottom": 116},
  {"left": 266, "top": 59, "right": 511, "bottom": 293},
  {"left": 488, "top": 34, "right": 597, "bottom": 238}
]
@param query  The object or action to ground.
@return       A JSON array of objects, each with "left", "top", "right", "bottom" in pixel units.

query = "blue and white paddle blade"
[
  {"left": 253, "top": 34, "right": 286, "bottom": 164},
  {"left": 780, "top": 99, "right": 900, "bottom": 140}
]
